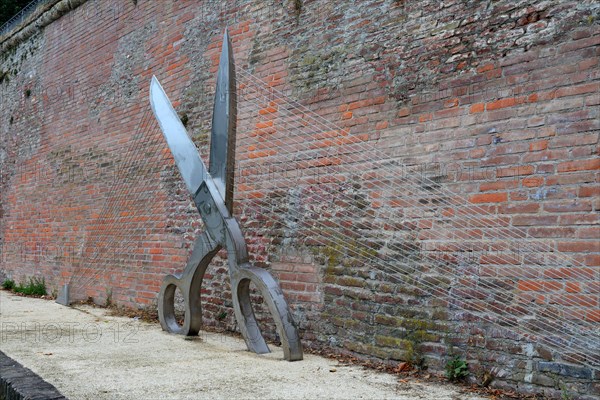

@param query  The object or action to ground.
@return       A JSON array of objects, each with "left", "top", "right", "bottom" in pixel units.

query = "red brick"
[
  {"left": 469, "top": 192, "right": 508, "bottom": 203},
  {"left": 500, "top": 202, "right": 540, "bottom": 214},
  {"left": 444, "top": 98, "right": 459, "bottom": 108},
  {"left": 375, "top": 121, "right": 389, "bottom": 129},
  {"left": 470, "top": 103, "right": 484, "bottom": 113},
  {"left": 565, "top": 282, "right": 581, "bottom": 293},
  {"left": 479, "top": 180, "right": 518, "bottom": 191},
  {"left": 255, "top": 121, "right": 274, "bottom": 129},
  {"left": 497, "top": 165, "right": 535, "bottom": 177},
  {"left": 551, "top": 294, "right": 598, "bottom": 308},
  {"left": 522, "top": 176, "right": 544, "bottom": 187},
  {"left": 555, "top": 82, "right": 599, "bottom": 98},
  {"left": 543, "top": 281, "right": 563, "bottom": 292},
  {"left": 578, "top": 185, "right": 600, "bottom": 197},
  {"left": 476, "top": 63, "right": 495, "bottom": 73},
  {"left": 397, "top": 107, "right": 410, "bottom": 117},
  {"left": 419, "top": 113, "right": 432, "bottom": 122},
  {"left": 486, "top": 97, "right": 524, "bottom": 110},
  {"left": 585, "top": 254, "right": 600, "bottom": 266},
  {"left": 557, "top": 159, "right": 600, "bottom": 173},
  {"left": 557, "top": 241, "right": 600, "bottom": 253},
  {"left": 258, "top": 106, "right": 277, "bottom": 115},
  {"left": 348, "top": 97, "right": 384, "bottom": 111},
  {"left": 513, "top": 215, "right": 559, "bottom": 226},
  {"left": 527, "top": 227, "right": 576, "bottom": 238},
  {"left": 586, "top": 310, "right": 600, "bottom": 322},
  {"left": 518, "top": 280, "right": 542, "bottom": 291},
  {"left": 529, "top": 140, "right": 548, "bottom": 151}
]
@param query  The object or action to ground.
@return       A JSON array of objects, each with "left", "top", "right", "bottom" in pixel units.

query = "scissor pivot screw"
[{"left": 203, "top": 204, "right": 212, "bottom": 214}]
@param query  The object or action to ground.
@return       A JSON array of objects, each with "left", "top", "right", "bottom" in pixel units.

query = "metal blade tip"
[{"left": 150, "top": 75, "right": 159, "bottom": 98}]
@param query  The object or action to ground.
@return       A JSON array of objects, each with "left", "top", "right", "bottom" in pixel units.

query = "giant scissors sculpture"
[{"left": 150, "top": 31, "right": 303, "bottom": 361}]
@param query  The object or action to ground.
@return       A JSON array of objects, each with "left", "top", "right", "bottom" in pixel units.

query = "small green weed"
[
  {"left": 13, "top": 277, "right": 47, "bottom": 296},
  {"left": 445, "top": 356, "right": 469, "bottom": 382},
  {"left": 2, "top": 279, "right": 15, "bottom": 290},
  {"left": 179, "top": 112, "right": 188, "bottom": 127},
  {"left": 216, "top": 311, "right": 227, "bottom": 321},
  {"left": 560, "top": 381, "right": 573, "bottom": 400}
]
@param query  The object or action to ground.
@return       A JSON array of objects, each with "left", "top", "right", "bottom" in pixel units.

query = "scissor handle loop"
[{"left": 231, "top": 266, "right": 303, "bottom": 361}]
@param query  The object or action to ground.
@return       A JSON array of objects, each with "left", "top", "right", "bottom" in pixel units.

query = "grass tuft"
[
  {"left": 2, "top": 279, "right": 15, "bottom": 290},
  {"left": 10, "top": 277, "right": 47, "bottom": 296}
]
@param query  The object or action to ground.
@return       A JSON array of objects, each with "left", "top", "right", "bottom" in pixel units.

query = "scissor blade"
[
  {"left": 209, "top": 30, "right": 237, "bottom": 212},
  {"left": 150, "top": 76, "right": 207, "bottom": 195}
]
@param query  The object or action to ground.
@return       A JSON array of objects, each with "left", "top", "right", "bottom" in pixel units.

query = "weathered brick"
[
  {"left": 497, "top": 165, "right": 535, "bottom": 177},
  {"left": 529, "top": 140, "right": 548, "bottom": 151},
  {"left": 538, "top": 362, "right": 593, "bottom": 380},
  {"left": 1, "top": 2, "right": 598, "bottom": 398},
  {"left": 557, "top": 241, "right": 599, "bottom": 253},
  {"left": 557, "top": 159, "right": 600, "bottom": 173}
]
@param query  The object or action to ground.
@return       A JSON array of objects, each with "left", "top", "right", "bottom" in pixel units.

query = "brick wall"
[{"left": 0, "top": 1, "right": 598, "bottom": 397}]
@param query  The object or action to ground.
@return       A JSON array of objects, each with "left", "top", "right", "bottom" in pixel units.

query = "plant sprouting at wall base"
[{"left": 445, "top": 356, "right": 469, "bottom": 382}]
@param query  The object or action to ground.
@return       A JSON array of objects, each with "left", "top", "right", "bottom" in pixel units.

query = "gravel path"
[{"left": 0, "top": 290, "right": 489, "bottom": 399}]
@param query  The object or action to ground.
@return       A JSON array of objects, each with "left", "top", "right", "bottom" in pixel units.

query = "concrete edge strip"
[{"left": 0, "top": 351, "right": 67, "bottom": 400}]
